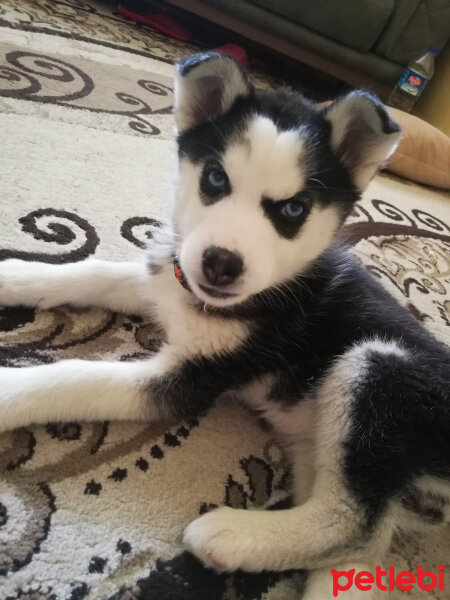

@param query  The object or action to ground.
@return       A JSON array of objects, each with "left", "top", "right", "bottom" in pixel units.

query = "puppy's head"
[{"left": 173, "top": 53, "right": 400, "bottom": 307}]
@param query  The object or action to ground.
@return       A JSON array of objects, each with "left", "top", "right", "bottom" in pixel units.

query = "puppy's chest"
[{"left": 148, "top": 267, "right": 249, "bottom": 357}]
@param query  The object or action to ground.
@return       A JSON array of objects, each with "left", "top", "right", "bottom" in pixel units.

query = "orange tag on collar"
[{"left": 173, "top": 251, "right": 191, "bottom": 291}]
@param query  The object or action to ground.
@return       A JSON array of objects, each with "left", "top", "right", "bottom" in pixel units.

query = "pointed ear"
[
  {"left": 325, "top": 91, "right": 401, "bottom": 190},
  {"left": 174, "top": 52, "right": 252, "bottom": 132}
]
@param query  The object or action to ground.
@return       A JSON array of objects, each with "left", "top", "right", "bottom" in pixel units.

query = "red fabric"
[
  {"left": 213, "top": 44, "right": 250, "bottom": 68},
  {"left": 118, "top": 5, "right": 193, "bottom": 42}
]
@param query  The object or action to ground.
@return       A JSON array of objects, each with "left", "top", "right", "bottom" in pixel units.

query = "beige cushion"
[
  {"left": 385, "top": 107, "right": 450, "bottom": 189},
  {"left": 317, "top": 101, "right": 450, "bottom": 189}
]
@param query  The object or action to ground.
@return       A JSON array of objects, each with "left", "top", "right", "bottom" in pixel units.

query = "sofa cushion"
[
  {"left": 385, "top": 107, "right": 450, "bottom": 189},
  {"left": 317, "top": 102, "right": 450, "bottom": 188},
  {"left": 375, "top": 0, "right": 450, "bottom": 65},
  {"left": 247, "top": 0, "right": 395, "bottom": 52}
]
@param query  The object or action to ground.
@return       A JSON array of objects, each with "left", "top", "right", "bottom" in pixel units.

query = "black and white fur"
[{"left": 1, "top": 53, "right": 449, "bottom": 599}]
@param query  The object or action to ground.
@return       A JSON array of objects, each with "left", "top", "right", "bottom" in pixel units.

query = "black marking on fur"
[
  {"left": 261, "top": 195, "right": 311, "bottom": 239},
  {"left": 325, "top": 90, "right": 400, "bottom": 136},
  {"left": 401, "top": 486, "right": 447, "bottom": 524},
  {"left": 177, "top": 94, "right": 253, "bottom": 163},
  {"left": 199, "top": 160, "right": 231, "bottom": 205},
  {"left": 374, "top": 103, "right": 401, "bottom": 134},
  {"left": 177, "top": 52, "right": 222, "bottom": 77},
  {"left": 345, "top": 346, "right": 450, "bottom": 527}
]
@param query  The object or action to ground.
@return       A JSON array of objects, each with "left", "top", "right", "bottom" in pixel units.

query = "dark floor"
[{"left": 118, "top": 0, "right": 349, "bottom": 101}]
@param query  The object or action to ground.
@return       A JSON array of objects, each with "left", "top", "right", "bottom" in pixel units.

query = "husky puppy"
[{"left": 0, "top": 53, "right": 449, "bottom": 599}]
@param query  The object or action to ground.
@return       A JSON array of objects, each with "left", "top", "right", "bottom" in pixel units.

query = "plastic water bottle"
[{"left": 387, "top": 46, "right": 438, "bottom": 112}]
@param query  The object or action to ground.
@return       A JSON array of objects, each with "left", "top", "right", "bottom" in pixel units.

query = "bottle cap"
[{"left": 427, "top": 46, "right": 439, "bottom": 54}]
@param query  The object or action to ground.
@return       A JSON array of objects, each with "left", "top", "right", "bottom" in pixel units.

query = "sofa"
[{"left": 161, "top": 0, "right": 450, "bottom": 99}]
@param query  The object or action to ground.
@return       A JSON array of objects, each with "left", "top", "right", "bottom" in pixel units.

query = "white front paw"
[
  {"left": 0, "top": 260, "right": 32, "bottom": 306},
  {"left": 183, "top": 507, "right": 262, "bottom": 572},
  {"left": 0, "top": 259, "right": 46, "bottom": 307}
]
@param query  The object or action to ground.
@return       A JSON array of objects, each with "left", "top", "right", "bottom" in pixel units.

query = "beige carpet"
[{"left": 0, "top": 1, "right": 449, "bottom": 599}]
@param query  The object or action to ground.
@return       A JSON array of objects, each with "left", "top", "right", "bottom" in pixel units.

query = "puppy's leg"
[
  {"left": 183, "top": 477, "right": 392, "bottom": 572},
  {"left": 293, "top": 439, "right": 316, "bottom": 505},
  {"left": 0, "top": 356, "right": 161, "bottom": 432},
  {"left": 0, "top": 341, "right": 238, "bottom": 432},
  {"left": 0, "top": 259, "right": 150, "bottom": 314},
  {"left": 184, "top": 342, "right": 407, "bottom": 573}
]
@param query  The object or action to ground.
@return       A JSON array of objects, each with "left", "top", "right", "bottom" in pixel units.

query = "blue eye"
[
  {"left": 207, "top": 169, "right": 228, "bottom": 190},
  {"left": 281, "top": 201, "right": 304, "bottom": 218}
]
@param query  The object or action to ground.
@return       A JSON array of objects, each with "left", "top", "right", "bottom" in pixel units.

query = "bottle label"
[{"left": 397, "top": 68, "right": 428, "bottom": 96}]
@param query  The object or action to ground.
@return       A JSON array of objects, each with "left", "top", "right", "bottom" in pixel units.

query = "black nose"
[{"left": 202, "top": 246, "right": 243, "bottom": 287}]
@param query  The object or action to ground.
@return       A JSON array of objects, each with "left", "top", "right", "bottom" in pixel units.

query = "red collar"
[{"left": 173, "top": 251, "right": 191, "bottom": 291}]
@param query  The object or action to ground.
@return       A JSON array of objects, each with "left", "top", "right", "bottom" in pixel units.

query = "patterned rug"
[{"left": 1, "top": 2, "right": 449, "bottom": 599}]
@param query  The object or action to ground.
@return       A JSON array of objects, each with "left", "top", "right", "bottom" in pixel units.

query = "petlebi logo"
[{"left": 331, "top": 564, "right": 446, "bottom": 597}]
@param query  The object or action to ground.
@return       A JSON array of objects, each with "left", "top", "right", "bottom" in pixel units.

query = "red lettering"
[
  {"left": 389, "top": 565, "right": 396, "bottom": 591},
  {"left": 331, "top": 568, "right": 355, "bottom": 598},
  {"left": 396, "top": 571, "right": 415, "bottom": 591},
  {"left": 375, "top": 565, "right": 387, "bottom": 592},
  {"left": 408, "top": 75, "right": 422, "bottom": 86},
  {"left": 438, "top": 565, "right": 445, "bottom": 591},
  {"left": 331, "top": 564, "right": 444, "bottom": 595},
  {"left": 375, "top": 565, "right": 388, "bottom": 591},
  {"left": 417, "top": 565, "right": 437, "bottom": 591},
  {"left": 355, "top": 571, "right": 374, "bottom": 591}
]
